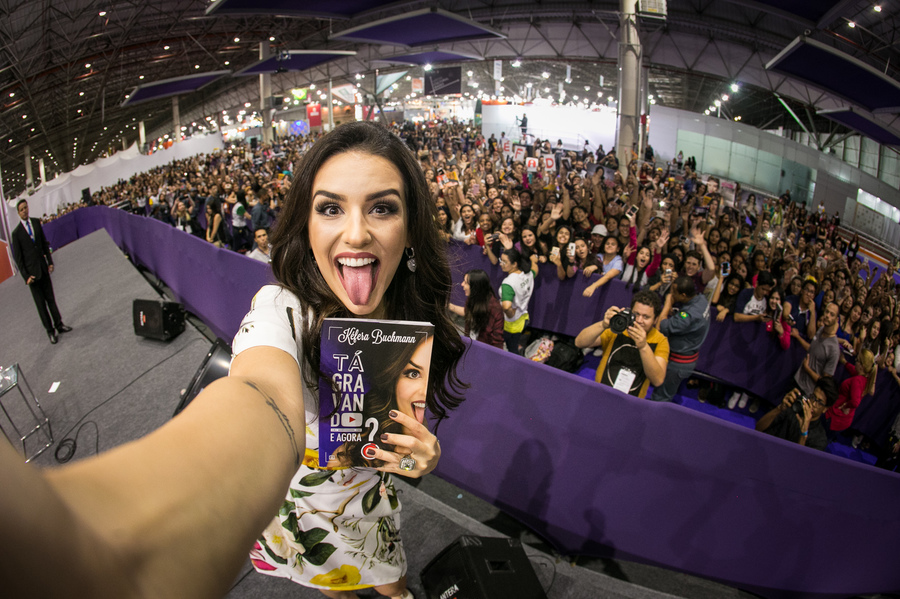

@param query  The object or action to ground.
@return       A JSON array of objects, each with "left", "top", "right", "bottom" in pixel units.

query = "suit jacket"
[{"left": 11, "top": 217, "right": 53, "bottom": 282}]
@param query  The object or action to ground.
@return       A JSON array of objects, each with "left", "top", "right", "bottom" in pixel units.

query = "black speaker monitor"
[
  {"left": 132, "top": 299, "right": 186, "bottom": 341},
  {"left": 173, "top": 338, "right": 232, "bottom": 417},
  {"left": 421, "top": 536, "right": 546, "bottom": 599},
  {"left": 82, "top": 187, "right": 91, "bottom": 203}
]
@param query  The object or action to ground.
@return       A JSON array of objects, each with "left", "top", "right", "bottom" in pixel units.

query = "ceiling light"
[
  {"left": 22, "top": 114, "right": 27, "bottom": 119},
  {"left": 139, "top": 75, "right": 144, "bottom": 80},
  {"left": 164, "top": 45, "right": 170, "bottom": 50},
  {"left": 9, "top": 92, "right": 13, "bottom": 97},
  {"left": 424, "top": 64, "right": 432, "bottom": 71},
  {"left": 85, "top": 63, "right": 91, "bottom": 68},
  {"left": 722, "top": 94, "right": 729, "bottom": 101},
  {"left": 584, "top": 86, "right": 590, "bottom": 91},
  {"left": 194, "top": 64, "right": 200, "bottom": 69},
  {"left": 848, "top": 21, "right": 856, "bottom": 27},
  {"left": 269, "top": 36, "right": 275, "bottom": 41},
  {"left": 874, "top": 5, "right": 882, "bottom": 12},
  {"left": 705, "top": 109, "right": 710, "bottom": 115},
  {"left": 730, "top": 83, "right": 739, "bottom": 92},
  {"left": 99, "top": 10, "right": 106, "bottom": 16},
  {"left": 224, "top": 61, "right": 230, "bottom": 65},
  {"left": 608, "top": 96, "right": 614, "bottom": 101},
  {"left": 234, "top": 37, "right": 240, "bottom": 42},
  {"left": 512, "top": 59, "right": 521, "bottom": 67},
  {"left": 466, "top": 70, "right": 473, "bottom": 77},
  {"left": 541, "top": 72, "right": 550, "bottom": 79}
]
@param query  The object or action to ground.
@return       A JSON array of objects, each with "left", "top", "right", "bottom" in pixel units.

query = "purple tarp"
[{"left": 43, "top": 207, "right": 900, "bottom": 598}]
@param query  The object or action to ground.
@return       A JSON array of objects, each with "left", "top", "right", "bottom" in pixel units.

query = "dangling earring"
[{"left": 406, "top": 247, "right": 417, "bottom": 272}]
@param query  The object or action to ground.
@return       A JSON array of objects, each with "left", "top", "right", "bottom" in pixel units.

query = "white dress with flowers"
[{"left": 232, "top": 285, "right": 407, "bottom": 591}]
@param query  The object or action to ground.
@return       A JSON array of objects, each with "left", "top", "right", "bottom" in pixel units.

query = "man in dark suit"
[{"left": 11, "top": 199, "right": 72, "bottom": 344}]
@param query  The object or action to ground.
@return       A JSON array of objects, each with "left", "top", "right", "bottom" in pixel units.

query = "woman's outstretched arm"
[{"left": 0, "top": 346, "right": 305, "bottom": 599}]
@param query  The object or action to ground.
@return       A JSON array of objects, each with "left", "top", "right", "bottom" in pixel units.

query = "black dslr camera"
[
  {"left": 790, "top": 395, "right": 809, "bottom": 415},
  {"left": 609, "top": 308, "right": 636, "bottom": 334}
]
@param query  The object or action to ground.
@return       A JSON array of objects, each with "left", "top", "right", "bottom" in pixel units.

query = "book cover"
[{"left": 318, "top": 318, "right": 435, "bottom": 468}]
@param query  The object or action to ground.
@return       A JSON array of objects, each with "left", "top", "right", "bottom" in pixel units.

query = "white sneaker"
[
  {"left": 738, "top": 393, "right": 749, "bottom": 409},
  {"left": 727, "top": 392, "right": 739, "bottom": 410}
]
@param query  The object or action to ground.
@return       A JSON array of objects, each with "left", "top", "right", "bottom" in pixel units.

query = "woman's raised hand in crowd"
[
  {"left": 656, "top": 229, "right": 670, "bottom": 250},
  {"left": 689, "top": 225, "right": 706, "bottom": 247},
  {"left": 499, "top": 233, "right": 514, "bottom": 250},
  {"left": 374, "top": 410, "right": 441, "bottom": 478},
  {"left": 550, "top": 203, "right": 563, "bottom": 220},
  {"left": 623, "top": 243, "right": 635, "bottom": 261},
  {"left": 511, "top": 196, "right": 521, "bottom": 211}
]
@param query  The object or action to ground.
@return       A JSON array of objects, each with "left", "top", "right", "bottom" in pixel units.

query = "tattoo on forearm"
[{"left": 243, "top": 381, "right": 301, "bottom": 467}]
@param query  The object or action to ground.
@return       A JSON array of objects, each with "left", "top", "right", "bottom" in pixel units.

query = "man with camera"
[
  {"left": 651, "top": 275, "right": 710, "bottom": 402},
  {"left": 575, "top": 290, "right": 670, "bottom": 398},
  {"left": 756, "top": 377, "right": 839, "bottom": 451}
]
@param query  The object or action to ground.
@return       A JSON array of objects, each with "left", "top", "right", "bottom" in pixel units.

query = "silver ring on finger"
[{"left": 399, "top": 455, "right": 416, "bottom": 472}]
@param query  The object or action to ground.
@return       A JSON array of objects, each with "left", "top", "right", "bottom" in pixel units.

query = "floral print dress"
[{"left": 233, "top": 285, "right": 407, "bottom": 591}]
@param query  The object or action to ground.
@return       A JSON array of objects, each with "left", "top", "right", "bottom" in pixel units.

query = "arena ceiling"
[{"left": 2, "top": 0, "right": 899, "bottom": 197}]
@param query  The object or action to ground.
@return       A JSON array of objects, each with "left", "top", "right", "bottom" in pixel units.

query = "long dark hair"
[
  {"left": 464, "top": 269, "right": 496, "bottom": 337},
  {"left": 270, "top": 121, "right": 466, "bottom": 425}
]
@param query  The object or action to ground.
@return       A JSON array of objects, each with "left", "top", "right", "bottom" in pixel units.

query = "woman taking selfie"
[{"left": 1, "top": 123, "right": 467, "bottom": 599}]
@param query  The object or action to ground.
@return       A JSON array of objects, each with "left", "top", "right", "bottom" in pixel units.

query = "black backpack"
[{"left": 545, "top": 338, "right": 584, "bottom": 373}]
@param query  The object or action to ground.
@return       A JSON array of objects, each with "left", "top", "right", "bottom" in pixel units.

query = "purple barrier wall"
[
  {"left": 44, "top": 208, "right": 900, "bottom": 597},
  {"left": 436, "top": 340, "right": 900, "bottom": 599},
  {"left": 45, "top": 207, "right": 273, "bottom": 341}
]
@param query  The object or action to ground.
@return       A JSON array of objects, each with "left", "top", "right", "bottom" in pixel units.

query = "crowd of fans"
[{"left": 35, "top": 119, "right": 900, "bottom": 463}]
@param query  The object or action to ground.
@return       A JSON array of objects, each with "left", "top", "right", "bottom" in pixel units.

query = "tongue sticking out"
[
  {"left": 341, "top": 263, "right": 375, "bottom": 306},
  {"left": 413, "top": 403, "right": 426, "bottom": 424}
]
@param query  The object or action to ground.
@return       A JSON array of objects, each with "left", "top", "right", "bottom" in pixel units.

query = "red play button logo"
[{"left": 341, "top": 412, "right": 362, "bottom": 427}]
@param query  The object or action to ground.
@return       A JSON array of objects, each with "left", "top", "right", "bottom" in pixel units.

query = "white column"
[
  {"left": 24, "top": 146, "right": 33, "bottom": 189},
  {"left": 38, "top": 158, "right": 46, "bottom": 185},
  {"left": 139, "top": 121, "right": 146, "bottom": 150},
  {"left": 172, "top": 97, "right": 181, "bottom": 142},
  {"left": 616, "top": 0, "right": 641, "bottom": 178},
  {"left": 260, "top": 42, "right": 273, "bottom": 144}
]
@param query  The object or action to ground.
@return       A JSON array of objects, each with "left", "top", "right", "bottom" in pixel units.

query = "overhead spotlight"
[
  {"left": 310, "top": 83, "right": 316, "bottom": 89},
  {"left": 467, "top": 70, "right": 473, "bottom": 77},
  {"left": 99, "top": 10, "right": 107, "bottom": 16},
  {"left": 848, "top": 21, "right": 856, "bottom": 27},
  {"left": 9, "top": 92, "right": 13, "bottom": 97},
  {"left": 714, "top": 99, "right": 721, "bottom": 107},
  {"left": 608, "top": 96, "right": 614, "bottom": 101},
  {"left": 234, "top": 37, "right": 240, "bottom": 42},
  {"left": 584, "top": 86, "right": 590, "bottom": 91},
  {"left": 512, "top": 59, "right": 522, "bottom": 67},
  {"left": 85, "top": 63, "right": 91, "bottom": 68},
  {"left": 526, "top": 82, "right": 532, "bottom": 88},
  {"left": 269, "top": 36, "right": 275, "bottom": 41},
  {"left": 874, "top": 5, "right": 882, "bottom": 11},
  {"left": 224, "top": 61, "right": 230, "bottom": 65},
  {"left": 194, "top": 64, "right": 200, "bottom": 69},
  {"left": 424, "top": 64, "right": 432, "bottom": 71},
  {"left": 139, "top": 75, "right": 144, "bottom": 80},
  {"left": 705, "top": 109, "right": 710, "bottom": 115},
  {"left": 730, "top": 83, "right": 739, "bottom": 92},
  {"left": 722, "top": 94, "right": 729, "bottom": 101},
  {"left": 164, "top": 45, "right": 170, "bottom": 50}
]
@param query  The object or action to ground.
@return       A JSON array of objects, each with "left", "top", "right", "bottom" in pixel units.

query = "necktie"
[{"left": 25, "top": 220, "right": 34, "bottom": 242}]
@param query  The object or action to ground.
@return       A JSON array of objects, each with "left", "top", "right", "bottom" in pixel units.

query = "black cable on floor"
[
  {"left": 52, "top": 337, "right": 206, "bottom": 463},
  {"left": 529, "top": 554, "right": 558, "bottom": 595},
  {"left": 54, "top": 420, "right": 100, "bottom": 463}
]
